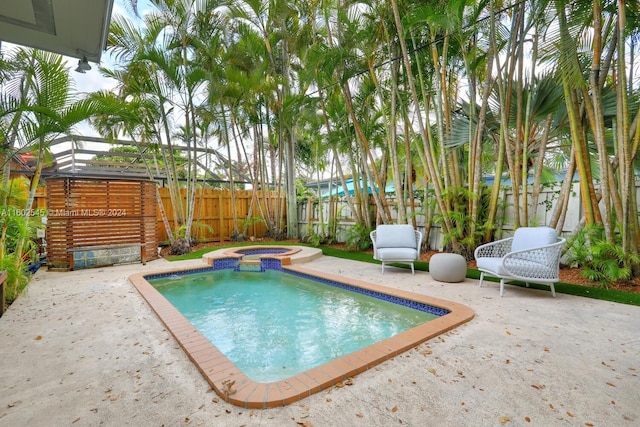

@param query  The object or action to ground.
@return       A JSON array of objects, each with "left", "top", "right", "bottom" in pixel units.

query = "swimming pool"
[
  {"left": 129, "top": 246, "right": 474, "bottom": 408},
  {"left": 148, "top": 269, "right": 439, "bottom": 382}
]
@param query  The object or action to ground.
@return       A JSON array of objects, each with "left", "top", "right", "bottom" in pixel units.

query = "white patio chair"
[
  {"left": 474, "top": 226, "right": 566, "bottom": 297},
  {"left": 370, "top": 224, "right": 422, "bottom": 274}
]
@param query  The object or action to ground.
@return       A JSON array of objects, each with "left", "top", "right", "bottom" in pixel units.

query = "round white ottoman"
[{"left": 429, "top": 253, "right": 467, "bottom": 282}]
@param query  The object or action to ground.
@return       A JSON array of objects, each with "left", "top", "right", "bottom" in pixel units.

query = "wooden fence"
[
  {"left": 297, "top": 181, "right": 602, "bottom": 250},
  {"left": 155, "top": 188, "right": 283, "bottom": 243},
  {"left": 35, "top": 185, "right": 284, "bottom": 249}
]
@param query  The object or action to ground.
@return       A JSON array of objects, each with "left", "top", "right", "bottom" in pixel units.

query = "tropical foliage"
[
  {"left": 105, "top": 0, "right": 639, "bottom": 266},
  {"left": 1, "top": 0, "right": 640, "bottom": 303},
  {"left": 0, "top": 49, "right": 107, "bottom": 306}
]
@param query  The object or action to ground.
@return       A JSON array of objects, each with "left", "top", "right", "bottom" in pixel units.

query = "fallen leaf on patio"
[
  {"left": 356, "top": 413, "right": 364, "bottom": 418},
  {"left": 420, "top": 350, "right": 432, "bottom": 355},
  {"left": 344, "top": 378, "right": 354, "bottom": 386},
  {"left": 499, "top": 415, "right": 510, "bottom": 423},
  {"left": 585, "top": 423, "right": 594, "bottom": 426},
  {"left": 221, "top": 379, "right": 236, "bottom": 396},
  {"left": 606, "top": 382, "right": 615, "bottom": 387},
  {"left": 72, "top": 417, "right": 81, "bottom": 424},
  {"left": 505, "top": 330, "right": 511, "bottom": 335},
  {"left": 184, "top": 417, "right": 190, "bottom": 423},
  {"left": 549, "top": 404, "right": 554, "bottom": 409},
  {"left": 567, "top": 412, "right": 574, "bottom": 417},
  {"left": 524, "top": 416, "right": 531, "bottom": 422},
  {"left": 326, "top": 398, "right": 332, "bottom": 403},
  {"left": 505, "top": 359, "right": 510, "bottom": 364},
  {"left": 296, "top": 420, "right": 313, "bottom": 427},
  {"left": 391, "top": 406, "right": 398, "bottom": 412},
  {"left": 531, "top": 384, "right": 545, "bottom": 390},
  {"left": 427, "top": 368, "right": 437, "bottom": 375},
  {"left": 35, "top": 335, "right": 42, "bottom": 340}
]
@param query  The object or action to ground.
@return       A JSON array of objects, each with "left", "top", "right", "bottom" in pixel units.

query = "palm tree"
[{"left": 0, "top": 48, "right": 108, "bottom": 292}]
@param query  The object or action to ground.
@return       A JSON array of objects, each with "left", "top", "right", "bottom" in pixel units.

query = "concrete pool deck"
[{"left": 1, "top": 252, "right": 639, "bottom": 426}]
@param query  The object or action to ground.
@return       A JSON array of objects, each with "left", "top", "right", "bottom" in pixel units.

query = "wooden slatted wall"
[{"left": 46, "top": 178, "right": 158, "bottom": 270}]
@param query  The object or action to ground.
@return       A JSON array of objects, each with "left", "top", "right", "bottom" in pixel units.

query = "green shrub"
[
  {"left": 344, "top": 222, "right": 372, "bottom": 251},
  {"left": 564, "top": 225, "right": 640, "bottom": 288}
]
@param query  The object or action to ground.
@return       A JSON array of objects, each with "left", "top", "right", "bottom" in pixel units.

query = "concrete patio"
[{"left": 1, "top": 253, "right": 638, "bottom": 426}]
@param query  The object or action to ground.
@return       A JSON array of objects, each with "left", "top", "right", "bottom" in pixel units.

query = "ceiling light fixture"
[{"left": 75, "top": 56, "right": 92, "bottom": 73}]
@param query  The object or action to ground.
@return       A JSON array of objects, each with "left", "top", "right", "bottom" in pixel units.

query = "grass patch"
[{"left": 167, "top": 243, "right": 640, "bottom": 306}]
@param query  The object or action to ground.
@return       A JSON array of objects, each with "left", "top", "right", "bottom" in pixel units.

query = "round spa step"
[{"left": 429, "top": 253, "right": 467, "bottom": 283}]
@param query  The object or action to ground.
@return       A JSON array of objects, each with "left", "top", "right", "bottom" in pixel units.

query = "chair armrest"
[
  {"left": 502, "top": 239, "right": 566, "bottom": 282},
  {"left": 414, "top": 230, "right": 423, "bottom": 252},
  {"left": 474, "top": 237, "right": 514, "bottom": 259},
  {"left": 370, "top": 230, "right": 378, "bottom": 254}
]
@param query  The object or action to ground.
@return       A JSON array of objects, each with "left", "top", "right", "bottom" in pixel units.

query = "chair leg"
[
  {"left": 381, "top": 262, "right": 385, "bottom": 274},
  {"left": 411, "top": 262, "right": 415, "bottom": 275},
  {"left": 550, "top": 283, "right": 556, "bottom": 297},
  {"left": 479, "top": 272, "right": 485, "bottom": 288},
  {"left": 499, "top": 279, "right": 505, "bottom": 297}
]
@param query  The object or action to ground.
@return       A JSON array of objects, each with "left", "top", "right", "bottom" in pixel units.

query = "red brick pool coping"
[{"left": 128, "top": 259, "right": 474, "bottom": 409}]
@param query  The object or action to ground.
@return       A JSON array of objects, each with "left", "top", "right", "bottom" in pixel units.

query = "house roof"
[
  {"left": 321, "top": 178, "right": 396, "bottom": 197},
  {"left": 0, "top": 0, "right": 115, "bottom": 63}
]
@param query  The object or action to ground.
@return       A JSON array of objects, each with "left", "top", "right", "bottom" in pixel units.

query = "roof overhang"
[{"left": 0, "top": 0, "right": 115, "bottom": 63}]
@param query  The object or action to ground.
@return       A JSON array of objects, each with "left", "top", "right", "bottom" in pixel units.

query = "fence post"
[{"left": 0, "top": 270, "right": 7, "bottom": 317}]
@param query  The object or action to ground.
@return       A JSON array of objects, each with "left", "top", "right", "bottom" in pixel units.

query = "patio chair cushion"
[
  {"left": 475, "top": 256, "right": 505, "bottom": 275},
  {"left": 374, "top": 224, "right": 417, "bottom": 249},
  {"left": 376, "top": 247, "right": 419, "bottom": 261},
  {"left": 511, "top": 226, "right": 558, "bottom": 252}
]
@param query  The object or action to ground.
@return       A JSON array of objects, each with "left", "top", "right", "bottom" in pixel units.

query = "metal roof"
[
  {"left": 0, "top": 0, "right": 115, "bottom": 63},
  {"left": 11, "top": 135, "right": 253, "bottom": 185}
]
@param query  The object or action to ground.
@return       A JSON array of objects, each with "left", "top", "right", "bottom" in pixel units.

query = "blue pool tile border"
[
  {"left": 282, "top": 269, "right": 450, "bottom": 317},
  {"left": 144, "top": 257, "right": 450, "bottom": 317},
  {"left": 145, "top": 266, "right": 216, "bottom": 280}
]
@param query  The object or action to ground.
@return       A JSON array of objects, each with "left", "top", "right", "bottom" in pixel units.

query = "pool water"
[{"left": 150, "top": 269, "right": 437, "bottom": 382}]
